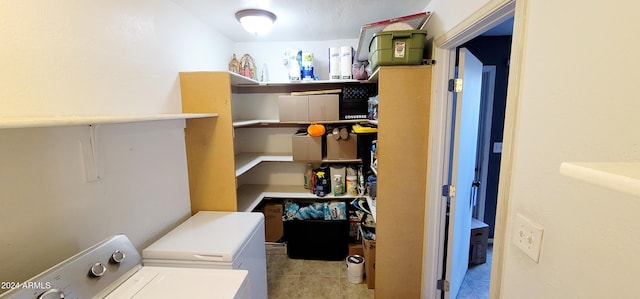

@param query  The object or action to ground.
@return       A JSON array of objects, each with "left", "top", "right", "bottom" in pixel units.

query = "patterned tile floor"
[
  {"left": 266, "top": 245, "right": 374, "bottom": 299},
  {"left": 456, "top": 245, "right": 493, "bottom": 299}
]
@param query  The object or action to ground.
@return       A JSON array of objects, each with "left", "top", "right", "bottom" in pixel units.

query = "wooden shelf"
[
  {"left": 232, "top": 119, "right": 280, "bottom": 128},
  {"left": 235, "top": 153, "right": 294, "bottom": 177},
  {"left": 0, "top": 113, "right": 217, "bottom": 129},
  {"left": 230, "top": 71, "right": 375, "bottom": 94},
  {"left": 234, "top": 152, "right": 362, "bottom": 178},
  {"left": 229, "top": 71, "right": 260, "bottom": 86},
  {"left": 237, "top": 184, "right": 363, "bottom": 212},
  {"left": 560, "top": 162, "right": 640, "bottom": 197},
  {"left": 232, "top": 119, "right": 371, "bottom": 128}
]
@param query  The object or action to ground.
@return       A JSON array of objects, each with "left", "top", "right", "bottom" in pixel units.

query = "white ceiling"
[{"left": 171, "top": 0, "right": 432, "bottom": 42}]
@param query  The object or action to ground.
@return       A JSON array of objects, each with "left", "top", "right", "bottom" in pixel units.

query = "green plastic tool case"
[{"left": 369, "top": 30, "right": 427, "bottom": 70}]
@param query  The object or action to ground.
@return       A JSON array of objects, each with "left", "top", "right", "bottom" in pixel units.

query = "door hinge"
[
  {"left": 442, "top": 185, "right": 456, "bottom": 197},
  {"left": 448, "top": 78, "right": 463, "bottom": 92},
  {"left": 437, "top": 279, "right": 450, "bottom": 291}
]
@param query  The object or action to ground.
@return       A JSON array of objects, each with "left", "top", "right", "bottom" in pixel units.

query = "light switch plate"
[{"left": 513, "top": 213, "right": 544, "bottom": 263}]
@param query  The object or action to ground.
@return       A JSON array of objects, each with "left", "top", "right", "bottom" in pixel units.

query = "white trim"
[
  {"left": 436, "top": 0, "right": 516, "bottom": 49},
  {"left": 422, "top": 46, "right": 457, "bottom": 298},
  {"left": 422, "top": 0, "right": 521, "bottom": 298},
  {"left": 490, "top": 1, "right": 529, "bottom": 298}
]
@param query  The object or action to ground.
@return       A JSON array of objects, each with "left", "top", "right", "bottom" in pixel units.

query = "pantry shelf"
[
  {"left": 235, "top": 153, "right": 294, "bottom": 177},
  {"left": 235, "top": 153, "right": 362, "bottom": 177},
  {"left": 232, "top": 119, "right": 280, "bottom": 128},
  {"left": 237, "top": 184, "right": 363, "bottom": 212},
  {"left": 0, "top": 113, "right": 217, "bottom": 129},
  {"left": 560, "top": 162, "right": 640, "bottom": 197},
  {"left": 232, "top": 119, "right": 371, "bottom": 128}
]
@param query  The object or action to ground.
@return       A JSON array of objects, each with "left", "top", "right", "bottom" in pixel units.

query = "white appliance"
[
  {"left": 142, "top": 211, "right": 268, "bottom": 299},
  {"left": 0, "top": 235, "right": 249, "bottom": 299}
]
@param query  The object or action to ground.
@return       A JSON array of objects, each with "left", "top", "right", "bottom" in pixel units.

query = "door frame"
[{"left": 421, "top": 0, "right": 528, "bottom": 297}]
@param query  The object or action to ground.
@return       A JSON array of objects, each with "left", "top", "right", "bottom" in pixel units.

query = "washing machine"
[
  {"left": 0, "top": 235, "right": 249, "bottom": 299},
  {"left": 142, "top": 211, "right": 268, "bottom": 299}
]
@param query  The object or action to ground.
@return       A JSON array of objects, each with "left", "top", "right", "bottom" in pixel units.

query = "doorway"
[
  {"left": 452, "top": 34, "right": 512, "bottom": 299},
  {"left": 421, "top": 1, "right": 522, "bottom": 298}
]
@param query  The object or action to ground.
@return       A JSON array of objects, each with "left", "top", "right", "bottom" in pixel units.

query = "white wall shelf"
[
  {"left": 235, "top": 153, "right": 294, "bottom": 177},
  {"left": 228, "top": 69, "right": 368, "bottom": 87},
  {"left": 232, "top": 119, "right": 371, "bottom": 128},
  {"left": 235, "top": 153, "right": 362, "bottom": 178},
  {"left": 560, "top": 162, "right": 640, "bottom": 197},
  {"left": 232, "top": 119, "right": 280, "bottom": 128},
  {"left": 237, "top": 184, "right": 363, "bottom": 212},
  {"left": 230, "top": 70, "right": 375, "bottom": 94},
  {"left": 229, "top": 71, "right": 260, "bottom": 86},
  {"left": 0, "top": 113, "right": 217, "bottom": 129}
]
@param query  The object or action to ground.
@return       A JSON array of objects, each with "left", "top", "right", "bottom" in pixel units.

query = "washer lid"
[
  {"left": 104, "top": 266, "right": 248, "bottom": 298},
  {"left": 143, "top": 211, "right": 264, "bottom": 263}
]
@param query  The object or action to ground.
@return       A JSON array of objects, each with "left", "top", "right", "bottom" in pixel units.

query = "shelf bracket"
[{"left": 81, "top": 124, "right": 102, "bottom": 182}]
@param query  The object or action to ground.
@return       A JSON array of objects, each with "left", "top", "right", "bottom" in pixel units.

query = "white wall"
[
  {"left": 0, "top": 0, "right": 233, "bottom": 287},
  {"left": 425, "top": 0, "right": 640, "bottom": 297}
]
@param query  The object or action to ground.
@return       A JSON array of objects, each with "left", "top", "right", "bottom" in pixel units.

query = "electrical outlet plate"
[{"left": 513, "top": 213, "right": 544, "bottom": 263}]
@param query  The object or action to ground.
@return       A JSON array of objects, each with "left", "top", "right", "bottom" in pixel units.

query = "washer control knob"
[
  {"left": 110, "top": 250, "right": 125, "bottom": 264},
  {"left": 37, "top": 289, "right": 65, "bottom": 299},
  {"left": 89, "top": 262, "right": 106, "bottom": 277}
]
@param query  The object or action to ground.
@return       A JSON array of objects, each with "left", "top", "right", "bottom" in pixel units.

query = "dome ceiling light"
[{"left": 235, "top": 9, "right": 277, "bottom": 36}]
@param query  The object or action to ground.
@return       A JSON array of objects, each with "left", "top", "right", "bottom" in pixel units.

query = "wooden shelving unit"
[
  {"left": 180, "top": 71, "right": 374, "bottom": 213},
  {"left": 374, "top": 65, "right": 432, "bottom": 298}
]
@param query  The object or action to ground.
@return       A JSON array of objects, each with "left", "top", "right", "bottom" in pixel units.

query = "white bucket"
[{"left": 345, "top": 255, "right": 365, "bottom": 284}]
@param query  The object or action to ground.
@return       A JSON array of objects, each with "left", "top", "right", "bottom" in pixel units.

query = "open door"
[{"left": 444, "top": 48, "right": 484, "bottom": 298}]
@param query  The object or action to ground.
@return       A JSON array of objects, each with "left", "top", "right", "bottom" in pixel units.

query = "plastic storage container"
[
  {"left": 285, "top": 219, "right": 349, "bottom": 261},
  {"left": 368, "top": 30, "right": 427, "bottom": 70}
]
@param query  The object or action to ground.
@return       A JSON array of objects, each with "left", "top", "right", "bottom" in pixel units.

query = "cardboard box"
[
  {"left": 361, "top": 226, "right": 376, "bottom": 289},
  {"left": 308, "top": 94, "right": 339, "bottom": 121},
  {"left": 349, "top": 243, "right": 364, "bottom": 257},
  {"left": 263, "top": 203, "right": 284, "bottom": 242},
  {"left": 292, "top": 132, "right": 322, "bottom": 161},
  {"left": 279, "top": 95, "right": 309, "bottom": 122},
  {"left": 326, "top": 132, "right": 357, "bottom": 160}
]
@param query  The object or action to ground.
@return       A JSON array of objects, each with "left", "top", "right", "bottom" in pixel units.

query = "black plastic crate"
[
  {"left": 284, "top": 219, "right": 349, "bottom": 261},
  {"left": 342, "top": 84, "right": 378, "bottom": 100}
]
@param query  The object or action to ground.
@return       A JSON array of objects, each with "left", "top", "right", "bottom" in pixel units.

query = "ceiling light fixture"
[{"left": 235, "top": 9, "right": 277, "bottom": 36}]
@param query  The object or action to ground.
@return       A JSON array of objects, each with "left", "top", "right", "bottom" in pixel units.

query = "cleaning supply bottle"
[
  {"left": 346, "top": 175, "right": 358, "bottom": 196},
  {"left": 304, "top": 163, "right": 312, "bottom": 189},
  {"left": 333, "top": 174, "right": 344, "bottom": 196},
  {"left": 357, "top": 166, "right": 365, "bottom": 196}
]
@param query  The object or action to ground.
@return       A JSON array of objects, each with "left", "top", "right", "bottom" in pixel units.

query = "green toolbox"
[{"left": 368, "top": 30, "right": 427, "bottom": 70}]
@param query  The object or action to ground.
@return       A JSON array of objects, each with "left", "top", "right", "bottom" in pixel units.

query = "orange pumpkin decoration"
[{"left": 307, "top": 123, "right": 325, "bottom": 136}]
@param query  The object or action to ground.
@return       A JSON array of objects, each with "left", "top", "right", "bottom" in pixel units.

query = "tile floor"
[
  {"left": 456, "top": 244, "right": 493, "bottom": 299},
  {"left": 266, "top": 245, "right": 374, "bottom": 299},
  {"left": 266, "top": 244, "right": 492, "bottom": 299}
]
